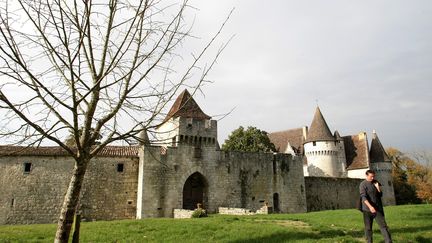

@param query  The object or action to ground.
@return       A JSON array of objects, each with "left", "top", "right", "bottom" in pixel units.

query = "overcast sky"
[{"left": 183, "top": 0, "right": 432, "bottom": 151}]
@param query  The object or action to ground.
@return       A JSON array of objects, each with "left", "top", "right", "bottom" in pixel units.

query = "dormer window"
[
  {"left": 186, "top": 118, "right": 193, "bottom": 129},
  {"left": 205, "top": 119, "right": 211, "bottom": 129}
]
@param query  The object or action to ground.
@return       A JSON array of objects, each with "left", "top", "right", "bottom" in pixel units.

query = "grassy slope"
[{"left": 0, "top": 204, "right": 431, "bottom": 243}]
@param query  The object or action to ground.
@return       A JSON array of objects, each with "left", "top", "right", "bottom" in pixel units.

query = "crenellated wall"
[
  {"left": 304, "top": 141, "right": 342, "bottom": 177},
  {"left": 137, "top": 145, "right": 307, "bottom": 218}
]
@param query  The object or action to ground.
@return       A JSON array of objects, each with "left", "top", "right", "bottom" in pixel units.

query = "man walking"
[{"left": 360, "top": 169, "right": 392, "bottom": 243}]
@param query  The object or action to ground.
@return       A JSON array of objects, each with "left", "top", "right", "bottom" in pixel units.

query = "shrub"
[{"left": 191, "top": 209, "right": 207, "bottom": 218}]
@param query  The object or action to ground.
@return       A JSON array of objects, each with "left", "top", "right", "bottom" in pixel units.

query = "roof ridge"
[
  {"left": 270, "top": 127, "right": 303, "bottom": 134},
  {"left": 0, "top": 145, "right": 140, "bottom": 157}
]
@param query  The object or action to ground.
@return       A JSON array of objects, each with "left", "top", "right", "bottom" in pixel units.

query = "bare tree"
[
  {"left": 408, "top": 149, "right": 432, "bottom": 168},
  {"left": 0, "top": 0, "right": 229, "bottom": 242}
]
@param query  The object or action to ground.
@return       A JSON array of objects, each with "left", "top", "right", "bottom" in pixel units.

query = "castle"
[
  {"left": 268, "top": 107, "right": 396, "bottom": 206},
  {"left": 0, "top": 90, "right": 395, "bottom": 224}
]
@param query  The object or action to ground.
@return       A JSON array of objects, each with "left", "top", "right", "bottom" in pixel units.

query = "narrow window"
[
  {"left": 273, "top": 155, "right": 277, "bottom": 175},
  {"left": 11, "top": 198, "right": 14, "bottom": 207},
  {"left": 313, "top": 141, "right": 316, "bottom": 146},
  {"left": 117, "top": 163, "right": 124, "bottom": 172},
  {"left": 24, "top": 162, "right": 32, "bottom": 173},
  {"left": 193, "top": 147, "right": 202, "bottom": 158}
]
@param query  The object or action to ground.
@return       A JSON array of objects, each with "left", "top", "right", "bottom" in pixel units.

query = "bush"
[{"left": 191, "top": 209, "right": 207, "bottom": 218}]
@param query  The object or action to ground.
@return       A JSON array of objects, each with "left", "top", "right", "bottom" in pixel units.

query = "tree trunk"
[
  {"left": 72, "top": 212, "right": 81, "bottom": 243},
  {"left": 54, "top": 160, "right": 89, "bottom": 243}
]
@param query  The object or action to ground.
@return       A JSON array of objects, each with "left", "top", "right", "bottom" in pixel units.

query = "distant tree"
[
  {"left": 386, "top": 147, "right": 431, "bottom": 204},
  {"left": 222, "top": 126, "right": 276, "bottom": 152},
  {"left": 407, "top": 150, "right": 432, "bottom": 203},
  {"left": 0, "top": 1, "right": 228, "bottom": 241}
]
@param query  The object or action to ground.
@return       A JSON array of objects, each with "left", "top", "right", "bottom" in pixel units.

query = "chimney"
[{"left": 302, "top": 126, "right": 308, "bottom": 140}]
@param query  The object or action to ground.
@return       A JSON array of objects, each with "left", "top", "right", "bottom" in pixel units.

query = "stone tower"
[
  {"left": 155, "top": 89, "right": 218, "bottom": 148},
  {"left": 369, "top": 131, "right": 396, "bottom": 205},
  {"left": 303, "top": 107, "right": 344, "bottom": 177}
]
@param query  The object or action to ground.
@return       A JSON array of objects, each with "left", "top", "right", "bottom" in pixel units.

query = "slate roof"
[
  {"left": 343, "top": 133, "right": 370, "bottom": 170},
  {"left": 305, "top": 107, "right": 335, "bottom": 143},
  {"left": 369, "top": 132, "right": 391, "bottom": 163},
  {"left": 162, "top": 89, "right": 211, "bottom": 123},
  {"left": 268, "top": 128, "right": 304, "bottom": 154},
  {"left": 0, "top": 145, "right": 140, "bottom": 158}
]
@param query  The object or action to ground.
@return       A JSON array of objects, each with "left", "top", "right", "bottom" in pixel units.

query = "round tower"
[
  {"left": 303, "top": 107, "right": 341, "bottom": 177},
  {"left": 369, "top": 130, "right": 396, "bottom": 205}
]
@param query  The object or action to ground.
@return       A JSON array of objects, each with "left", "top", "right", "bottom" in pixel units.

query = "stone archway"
[{"left": 182, "top": 172, "right": 208, "bottom": 210}]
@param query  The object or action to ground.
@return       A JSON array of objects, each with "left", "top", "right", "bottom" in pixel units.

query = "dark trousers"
[{"left": 363, "top": 211, "right": 392, "bottom": 243}]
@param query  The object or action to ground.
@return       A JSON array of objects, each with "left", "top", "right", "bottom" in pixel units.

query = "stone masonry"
[
  {"left": 0, "top": 153, "right": 138, "bottom": 224},
  {"left": 0, "top": 89, "right": 395, "bottom": 224}
]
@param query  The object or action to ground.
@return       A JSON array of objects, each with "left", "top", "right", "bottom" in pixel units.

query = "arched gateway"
[{"left": 182, "top": 172, "right": 208, "bottom": 210}]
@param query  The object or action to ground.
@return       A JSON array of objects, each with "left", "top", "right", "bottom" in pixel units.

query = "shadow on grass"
[
  {"left": 390, "top": 225, "right": 432, "bottom": 234},
  {"left": 415, "top": 236, "right": 432, "bottom": 243},
  {"left": 228, "top": 228, "right": 364, "bottom": 243}
]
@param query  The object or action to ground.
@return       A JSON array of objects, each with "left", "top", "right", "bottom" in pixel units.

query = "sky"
[
  {"left": 0, "top": 1, "right": 430, "bottom": 153},
  {"left": 179, "top": 0, "right": 432, "bottom": 152}
]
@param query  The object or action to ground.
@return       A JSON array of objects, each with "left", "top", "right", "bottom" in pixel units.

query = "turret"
[
  {"left": 369, "top": 130, "right": 396, "bottom": 205},
  {"left": 303, "top": 107, "right": 342, "bottom": 177},
  {"left": 155, "top": 89, "right": 218, "bottom": 148},
  {"left": 138, "top": 127, "right": 150, "bottom": 145}
]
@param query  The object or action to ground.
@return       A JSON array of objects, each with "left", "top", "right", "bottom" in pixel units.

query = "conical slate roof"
[
  {"left": 369, "top": 131, "right": 391, "bottom": 163},
  {"left": 162, "top": 89, "right": 211, "bottom": 123},
  {"left": 305, "top": 107, "right": 335, "bottom": 143}
]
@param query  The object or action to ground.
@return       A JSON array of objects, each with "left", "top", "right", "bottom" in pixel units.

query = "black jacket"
[{"left": 359, "top": 180, "right": 384, "bottom": 213}]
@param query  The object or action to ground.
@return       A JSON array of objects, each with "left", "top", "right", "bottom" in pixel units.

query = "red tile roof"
[
  {"left": 0, "top": 145, "right": 140, "bottom": 157},
  {"left": 268, "top": 128, "right": 304, "bottom": 154},
  {"left": 343, "top": 133, "right": 370, "bottom": 170},
  {"left": 162, "top": 89, "right": 211, "bottom": 123}
]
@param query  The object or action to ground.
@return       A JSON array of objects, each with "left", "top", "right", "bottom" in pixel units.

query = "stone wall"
[
  {"left": 218, "top": 207, "right": 254, "bottom": 215},
  {"left": 137, "top": 145, "right": 307, "bottom": 218},
  {"left": 305, "top": 176, "right": 362, "bottom": 212},
  {"left": 0, "top": 155, "right": 138, "bottom": 224},
  {"left": 173, "top": 209, "right": 194, "bottom": 218}
]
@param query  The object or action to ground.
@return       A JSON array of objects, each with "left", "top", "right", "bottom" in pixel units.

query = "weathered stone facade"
[
  {"left": 305, "top": 177, "right": 362, "bottom": 212},
  {"left": 137, "top": 145, "right": 306, "bottom": 218},
  {"left": 0, "top": 89, "right": 395, "bottom": 224},
  {"left": 0, "top": 154, "right": 138, "bottom": 224}
]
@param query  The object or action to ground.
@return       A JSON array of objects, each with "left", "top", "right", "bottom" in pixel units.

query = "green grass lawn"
[{"left": 0, "top": 204, "right": 431, "bottom": 242}]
